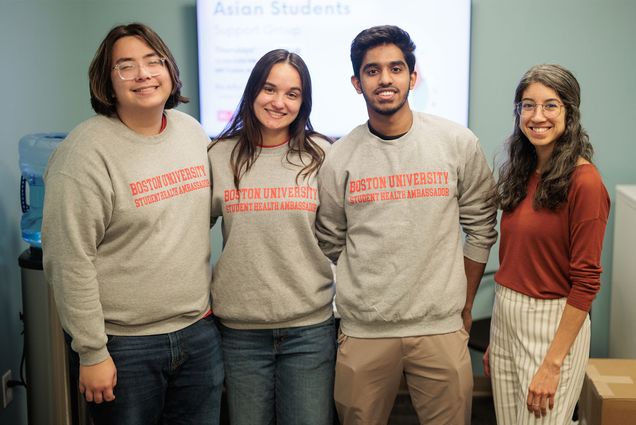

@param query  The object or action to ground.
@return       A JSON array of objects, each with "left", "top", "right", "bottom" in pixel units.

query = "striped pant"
[{"left": 489, "top": 284, "right": 590, "bottom": 425}]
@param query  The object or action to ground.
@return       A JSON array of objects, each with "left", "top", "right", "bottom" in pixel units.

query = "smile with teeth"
[
  {"left": 530, "top": 127, "right": 551, "bottom": 134},
  {"left": 376, "top": 89, "right": 397, "bottom": 99},
  {"left": 133, "top": 86, "right": 157, "bottom": 93},
  {"left": 265, "top": 109, "right": 286, "bottom": 118}
]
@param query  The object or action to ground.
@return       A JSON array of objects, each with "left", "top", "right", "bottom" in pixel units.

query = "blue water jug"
[{"left": 19, "top": 133, "right": 66, "bottom": 248}]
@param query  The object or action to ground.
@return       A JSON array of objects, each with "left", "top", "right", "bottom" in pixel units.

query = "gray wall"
[{"left": 1, "top": 1, "right": 635, "bottom": 423}]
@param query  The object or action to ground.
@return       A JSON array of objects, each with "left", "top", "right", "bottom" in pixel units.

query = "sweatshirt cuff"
[
  {"left": 463, "top": 242, "right": 491, "bottom": 264},
  {"left": 79, "top": 346, "right": 110, "bottom": 366}
]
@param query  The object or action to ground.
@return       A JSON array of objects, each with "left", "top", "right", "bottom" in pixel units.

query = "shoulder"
[
  {"left": 413, "top": 112, "right": 477, "bottom": 141},
  {"left": 330, "top": 123, "right": 368, "bottom": 151},
  {"left": 320, "top": 124, "right": 368, "bottom": 171},
  {"left": 208, "top": 137, "right": 238, "bottom": 156},
  {"left": 165, "top": 109, "right": 208, "bottom": 138},
  {"left": 53, "top": 115, "right": 115, "bottom": 158},
  {"left": 571, "top": 164, "right": 606, "bottom": 190},
  {"left": 68, "top": 115, "right": 114, "bottom": 138},
  {"left": 165, "top": 109, "right": 197, "bottom": 125},
  {"left": 309, "top": 134, "right": 333, "bottom": 151},
  {"left": 569, "top": 164, "right": 610, "bottom": 218},
  {"left": 45, "top": 116, "right": 117, "bottom": 182}
]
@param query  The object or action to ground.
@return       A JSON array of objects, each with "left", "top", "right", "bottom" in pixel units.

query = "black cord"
[{"left": 8, "top": 312, "right": 28, "bottom": 389}]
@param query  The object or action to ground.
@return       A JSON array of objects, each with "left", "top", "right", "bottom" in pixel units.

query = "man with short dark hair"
[{"left": 316, "top": 25, "right": 498, "bottom": 424}]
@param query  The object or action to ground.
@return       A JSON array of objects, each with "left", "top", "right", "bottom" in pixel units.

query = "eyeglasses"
[
  {"left": 516, "top": 101, "right": 563, "bottom": 118},
  {"left": 112, "top": 57, "right": 166, "bottom": 81}
]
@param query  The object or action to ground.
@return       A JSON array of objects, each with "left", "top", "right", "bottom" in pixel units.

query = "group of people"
[{"left": 41, "top": 21, "right": 609, "bottom": 425}]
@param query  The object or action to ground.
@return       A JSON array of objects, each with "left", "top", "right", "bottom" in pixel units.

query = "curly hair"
[
  {"left": 495, "top": 64, "right": 593, "bottom": 211},
  {"left": 210, "top": 49, "right": 329, "bottom": 188}
]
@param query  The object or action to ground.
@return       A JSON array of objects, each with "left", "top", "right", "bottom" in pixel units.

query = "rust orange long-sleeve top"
[{"left": 495, "top": 164, "right": 610, "bottom": 312}]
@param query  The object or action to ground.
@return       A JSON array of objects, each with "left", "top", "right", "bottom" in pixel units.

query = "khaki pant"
[{"left": 334, "top": 329, "right": 472, "bottom": 425}]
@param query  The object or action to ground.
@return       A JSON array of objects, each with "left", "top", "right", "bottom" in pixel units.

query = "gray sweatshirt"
[
  {"left": 42, "top": 110, "right": 212, "bottom": 365},
  {"left": 208, "top": 138, "right": 334, "bottom": 329},
  {"left": 316, "top": 112, "right": 497, "bottom": 338}
]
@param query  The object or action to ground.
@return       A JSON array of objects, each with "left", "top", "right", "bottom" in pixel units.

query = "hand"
[
  {"left": 79, "top": 356, "right": 117, "bottom": 404},
  {"left": 461, "top": 308, "right": 473, "bottom": 334},
  {"left": 482, "top": 345, "right": 490, "bottom": 377},
  {"left": 526, "top": 362, "right": 561, "bottom": 418}
]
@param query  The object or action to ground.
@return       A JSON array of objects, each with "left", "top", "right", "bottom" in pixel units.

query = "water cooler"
[{"left": 17, "top": 133, "right": 90, "bottom": 425}]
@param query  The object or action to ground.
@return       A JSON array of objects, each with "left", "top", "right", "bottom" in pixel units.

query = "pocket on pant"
[
  {"left": 105, "top": 334, "right": 120, "bottom": 350},
  {"left": 459, "top": 327, "right": 469, "bottom": 340},
  {"left": 337, "top": 329, "right": 349, "bottom": 347}
]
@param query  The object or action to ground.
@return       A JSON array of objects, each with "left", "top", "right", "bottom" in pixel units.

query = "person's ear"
[
  {"left": 409, "top": 71, "right": 417, "bottom": 90},
  {"left": 351, "top": 75, "right": 362, "bottom": 94}
]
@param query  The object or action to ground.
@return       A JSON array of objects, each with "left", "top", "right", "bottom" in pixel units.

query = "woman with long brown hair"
[
  {"left": 208, "top": 49, "right": 335, "bottom": 425},
  {"left": 485, "top": 64, "right": 610, "bottom": 424}
]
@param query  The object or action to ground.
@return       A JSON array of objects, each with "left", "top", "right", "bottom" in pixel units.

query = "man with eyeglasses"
[{"left": 42, "top": 23, "right": 223, "bottom": 425}]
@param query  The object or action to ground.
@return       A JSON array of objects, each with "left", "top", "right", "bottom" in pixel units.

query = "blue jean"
[
  {"left": 219, "top": 317, "right": 337, "bottom": 425},
  {"left": 66, "top": 315, "right": 224, "bottom": 425}
]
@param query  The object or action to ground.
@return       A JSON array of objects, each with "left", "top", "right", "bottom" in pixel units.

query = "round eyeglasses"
[
  {"left": 516, "top": 101, "right": 563, "bottom": 118},
  {"left": 113, "top": 57, "right": 166, "bottom": 81}
]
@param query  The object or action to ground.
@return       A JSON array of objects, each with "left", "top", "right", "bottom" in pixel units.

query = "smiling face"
[
  {"left": 253, "top": 62, "right": 302, "bottom": 144},
  {"left": 519, "top": 82, "right": 566, "bottom": 158},
  {"left": 352, "top": 43, "right": 416, "bottom": 119},
  {"left": 111, "top": 36, "right": 172, "bottom": 122}
]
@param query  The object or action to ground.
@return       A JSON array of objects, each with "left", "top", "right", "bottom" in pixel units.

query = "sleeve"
[
  {"left": 42, "top": 168, "right": 112, "bottom": 366},
  {"left": 208, "top": 143, "right": 228, "bottom": 229},
  {"left": 566, "top": 170, "right": 611, "bottom": 311},
  {"left": 315, "top": 157, "right": 347, "bottom": 263},
  {"left": 457, "top": 137, "right": 498, "bottom": 263},
  {"left": 207, "top": 149, "right": 219, "bottom": 228}
]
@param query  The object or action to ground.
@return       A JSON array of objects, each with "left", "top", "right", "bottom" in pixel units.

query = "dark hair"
[
  {"left": 350, "top": 25, "right": 416, "bottom": 79},
  {"left": 495, "top": 64, "right": 593, "bottom": 211},
  {"left": 212, "top": 49, "right": 328, "bottom": 188},
  {"left": 88, "top": 22, "right": 188, "bottom": 116}
]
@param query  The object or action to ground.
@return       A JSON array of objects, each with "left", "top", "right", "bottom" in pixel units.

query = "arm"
[
  {"left": 42, "top": 170, "right": 115, "bottom": 401},
  {"left": 462, "top": 257, "right": 487, "bottom": 333},
  {"left": 457, "top": 139, "right": 497, "bottom": 332},
  {"left": 526, "top": 304, "right": 587, "bottom": 417},
  {"left": 315, "top": 159, "right": 347, "bottom": 263},
  {"left": 527, "top": 167, "right": 610, "bottom": 417},
  {"left": 457, "top": 138, "right": 498, "bottom": 270},
  {"left": 207, "top": 145, "right": 220, "bottom": 229}
]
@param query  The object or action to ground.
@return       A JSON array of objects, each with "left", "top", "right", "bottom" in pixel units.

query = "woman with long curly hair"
[
  {"left": 207, "top": 49, "right": 335, "bottom": 425},
  {"left": 484, "top": 64, "right": 610, "bottom": 424}
]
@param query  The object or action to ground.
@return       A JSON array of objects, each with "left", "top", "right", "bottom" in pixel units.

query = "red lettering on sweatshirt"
[
  {"left": 346, "top": 170, "right": 450, "bottom": 205},
  {"left": 223, "top": 185, "right": 319, "bottom": 214},
  {"left": 129, "top": 164, "right": 208, "bottom": 208},
  {"left": 348, "top": 171, "right": 448, "bottom": 194}
]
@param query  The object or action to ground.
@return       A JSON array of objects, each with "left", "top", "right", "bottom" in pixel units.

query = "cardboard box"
[{"left": 579, "top": 358, "right": 636, "bottom": 425}]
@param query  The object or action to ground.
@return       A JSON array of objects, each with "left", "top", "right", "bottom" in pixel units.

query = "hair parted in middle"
[
  {"left": 88, "top": 22, "right": 188, "bottom": 117},
  {"left": 212, "top": 48, "right": 329, "bottom": 188},
  {"left": 494, "top": 64, "right": 594, "bottom": 212},
  {"left": 350, "top": 25, "right": 416, "bottom": 79}
]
